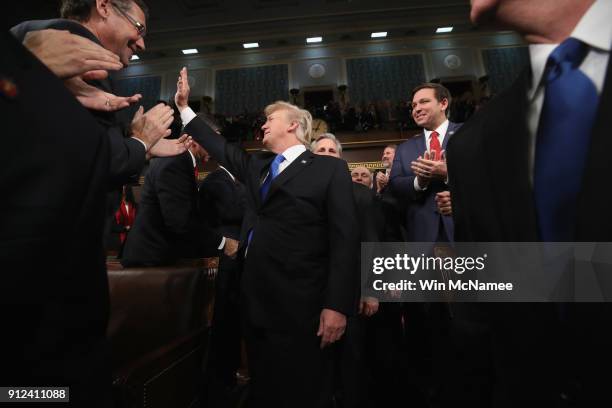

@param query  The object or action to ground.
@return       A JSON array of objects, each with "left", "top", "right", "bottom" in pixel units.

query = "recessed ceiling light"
[
  {"left": 371, "top": 32, "right": 387, "bottom": 38},
  {"left": 243, "top": 42, "right": 259, "bottom": 49},
  {"left": 436, "top": 27, "right": 453, "bottom": 33},
  {"left": 131, "top": 54, "right": 140, "bottom": 61},
  {"left": 306, "top": 36, "right": 323, "bottom": 43},
  {"left": 182, "top": 48, "right": 199, "bottom": 55}
]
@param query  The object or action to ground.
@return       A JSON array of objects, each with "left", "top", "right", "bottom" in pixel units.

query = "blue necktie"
[
  {"left": 260, "top": 154, "right": 286, "bottom": 200},
  {"left": 534, "top": 38, "right": 599, "bottom": 241},
  {"left": 247, "top": 154, "right": 286, "bottom": 247}
]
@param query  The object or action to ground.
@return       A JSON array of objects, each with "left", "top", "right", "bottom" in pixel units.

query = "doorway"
[{"left": 304, "top": 89, "right": 334, "bottom": 117}]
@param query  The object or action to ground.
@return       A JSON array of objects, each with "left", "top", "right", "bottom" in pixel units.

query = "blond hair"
[{"left": 264, "top": 101, "right": 313, "bottom": 146}]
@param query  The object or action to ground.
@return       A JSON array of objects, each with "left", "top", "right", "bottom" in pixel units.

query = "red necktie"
[
  {"left": 194, "top": 166, "right": 199, "bottom": 180},
  {"left": 429, "top": 131, "right": 441, "bottom": 161}
]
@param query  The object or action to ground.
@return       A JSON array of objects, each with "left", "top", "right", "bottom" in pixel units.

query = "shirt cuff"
[
  {"left": 131, "top": 136, "right": 148, "bottom": 152},
  {"left": 414, "top": 177, "right": 427, "bottom": 191},
  {"left": 180, "top": 106, "right": 197, "bottom": 127},
  {"left": 218, "top": 236, "right": 226, "bottom": 250}
]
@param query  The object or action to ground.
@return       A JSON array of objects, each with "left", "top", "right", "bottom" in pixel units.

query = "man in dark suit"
[
  {"left": 372, "top": 145, "right": 407, "bottom": 242},
  {"left": 389, "top": 84, "right": 493, "bottom": 407},
  {"left": 121, "top": 140, "right": 238, "bottom": 266},
  {"left": 447, "top": 0, "right": 612, "bottom": 406},
  {"left": 390, "top": 82, "right": 460, "bottom": 244},
  {"left": 373, "top": 144, "right": 396, "bottom": 194},
  {"left": 198, "top": 161, "right": 247, "bottom": 395},
  {"left": 0, "top": 30, "right": 113, "bottom": 406},
  {"left": 312, "top": 133, "right": 379, "bottom": 408},
  {"left": 176, "top": 67, "right": 359, "bottom": 407},
  {"left": 11, "top": 0, "right": 186, "bottom": 250},
  {"left": 11, "top": 0, "right": 181, "bottom": 187}
]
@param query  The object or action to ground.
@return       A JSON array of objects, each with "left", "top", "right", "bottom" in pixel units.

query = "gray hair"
[{"left": 311, "top": 133, "right": 343, "bottom": 155}]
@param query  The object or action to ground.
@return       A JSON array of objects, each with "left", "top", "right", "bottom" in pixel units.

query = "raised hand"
[
  {"left": 174, "top": 67, "right": 190, "bottom": 110},
  {"left": 24, "top": 29, "right": 123, "bottom": 79}
]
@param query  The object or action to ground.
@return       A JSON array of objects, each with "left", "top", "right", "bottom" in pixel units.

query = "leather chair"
[{"left": 107, "top": 258, "right": 218, "bottom": 408}]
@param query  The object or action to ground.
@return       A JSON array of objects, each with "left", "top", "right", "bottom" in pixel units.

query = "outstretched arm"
[{"left": 175, "top": 67, "right": 252, "bottom": 182}]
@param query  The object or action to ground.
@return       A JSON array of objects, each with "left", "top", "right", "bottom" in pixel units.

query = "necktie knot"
[
  {"left": 270, "top": 154, "right": 286, "bottom": 179},
  {"left": 546, "top": 38, "right": 588, "bottom": 80}
]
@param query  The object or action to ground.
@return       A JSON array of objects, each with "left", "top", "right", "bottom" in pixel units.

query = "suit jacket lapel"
[
  {"left": 442, "top": 122, "right": 458, "bottom": 151},
  {"left": 263, "top": 150, "right": 313, "bottom": 204},
  {"left": 576, "top": 53, "right": 612, "bottom": 240},
  {"left": 415, "top": 132, "right": 427, "bottom": 155},
  {"left": 251, "top": 155, "right": 270, "bottom": 206},
  {"left": 482, "top": 68, "right": 539, "bottom": 240}
]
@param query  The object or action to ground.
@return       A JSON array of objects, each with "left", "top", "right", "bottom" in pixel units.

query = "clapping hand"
[
  {"left": 131, "top": 104, "right": 174, "bottom": 151},
  {"left": 411, "top": 150, "right": 447, "bottom": 188}
]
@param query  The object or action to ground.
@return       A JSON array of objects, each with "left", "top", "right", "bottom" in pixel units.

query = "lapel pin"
[
  {"left": 301, "top": 160, "right": 307, "bottom": 164},
  {"left": 0, "top": 77, "right": 18, "bottom": 99}
]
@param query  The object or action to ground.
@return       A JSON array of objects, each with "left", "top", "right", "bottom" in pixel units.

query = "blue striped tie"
[{"left": 534, "top": 38, "right": 598, "bottom": 241}]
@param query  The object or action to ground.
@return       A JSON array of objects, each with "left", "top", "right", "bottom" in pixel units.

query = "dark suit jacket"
[
  {"left": 184, "top": 118, "right": 359, "bottom": 332},
  {"left": 448, "top": 63, "right": 612, "bottom": 242},
  {"left": 0, "top": 32, "right": 111, "bottom": 406},
  {"left": 353, "top": 182, "right": 382, "bottom": 243},
  {"left": 371, "top": 171, "right": 407, "bottom": 242},
  {"left": 11, "top": 19, "right": 146, "bottom": 190},
  {"left": 447, "top": 60, "right": 612, "bottom": 406},
  {"left": 198, "top": 167, "right": 247, "bottom": 240},
  {"left": 389, "top": 122, "right": 460, "bottom": 243},
  {"left": 121, "top": 152, "right": 222, "bottom": 266}
]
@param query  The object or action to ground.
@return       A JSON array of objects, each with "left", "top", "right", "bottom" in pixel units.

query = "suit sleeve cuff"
[
  {"left": 218, "top": 236, "right": 226, "bottom": 250},
  {"left": 130, "top": 136, "right": 148, "bottom": 152},
  {"left": 180, "top": 106, "right": 197, "bottom": 127},
  {"left": 414, "top": 177, "right": 427, "bottom": 191}
]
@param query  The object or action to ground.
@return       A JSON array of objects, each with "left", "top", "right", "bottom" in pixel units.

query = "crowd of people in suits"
[{"left": 3, "top": 0, "right": 611, "bottom": 407}]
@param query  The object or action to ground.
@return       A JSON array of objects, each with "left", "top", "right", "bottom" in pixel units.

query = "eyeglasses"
[{"left": 112, "top": 3, "right": 146, "bottom": 38}]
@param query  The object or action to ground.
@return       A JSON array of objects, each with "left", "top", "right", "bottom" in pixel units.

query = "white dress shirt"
[
  {"left": 276, "top": 144, "right": 307, "bottom": 174},
  {"left": 424, "top": 119, "right": 449, "bottom": 152},
  {"left": 526, "top": 0, "right": 612, "bottom": 185},
  {"left": 180, "top": 106, "right": 198, "bottom": 127},
  {"left": 219, "top": 165, "right": 237, "bottom": 182}
]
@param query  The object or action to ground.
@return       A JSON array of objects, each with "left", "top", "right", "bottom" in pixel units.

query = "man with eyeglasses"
[{"left": 11, "top": 0, "right": 189, "bottom": 249}]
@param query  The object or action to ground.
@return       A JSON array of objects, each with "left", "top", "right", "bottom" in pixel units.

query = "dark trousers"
[
  {"left": 337, "top": 316, "right": 368, "bottom": 408},
  {"left": 244, "top": 323, "right": 336, "bottom": 408},
  {"left": 209, "top": 254, "right": 242, "bottom": 387},
  {"left": 425, "top": 302, "right": 493, "bottom": 408}
]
